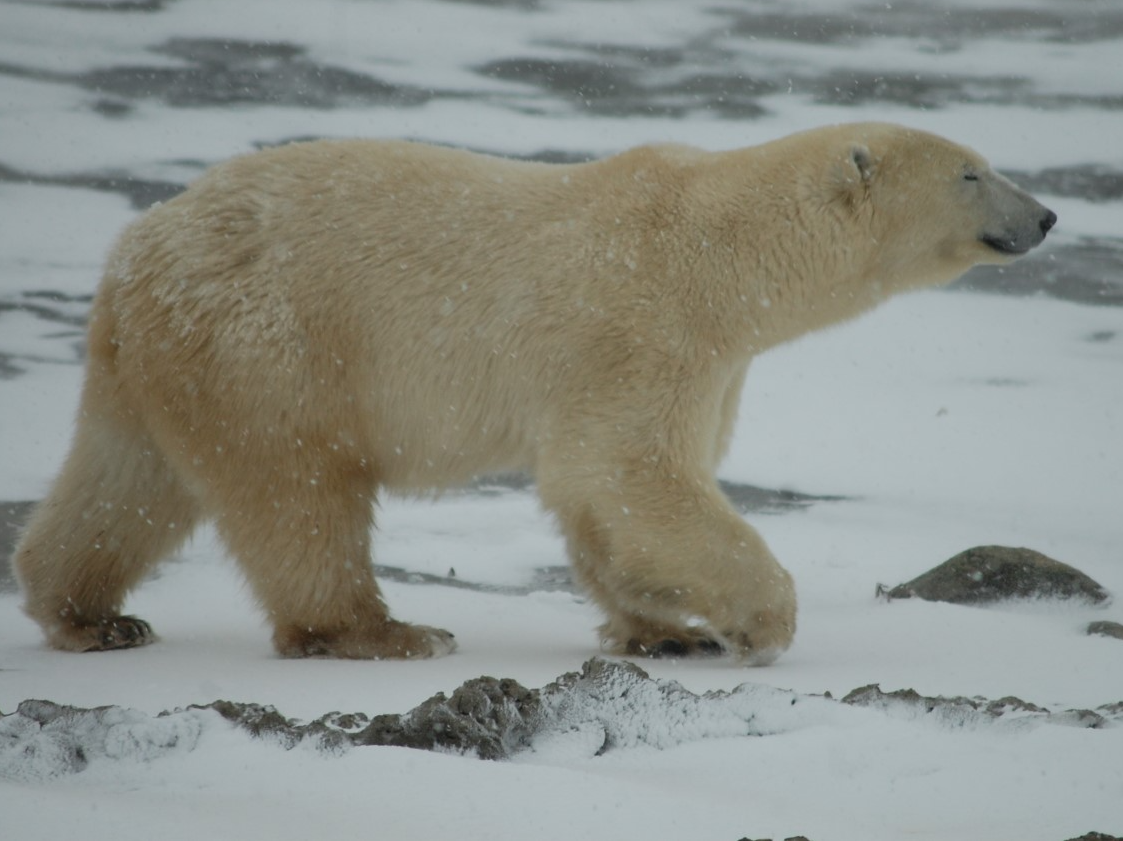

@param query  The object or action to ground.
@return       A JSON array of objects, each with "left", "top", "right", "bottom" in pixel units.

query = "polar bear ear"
[
  {"left": 849, "top": 144, "right": 875, "bottom": 183},
  {"left": 830, "top": 143, "right": 876, "bottom": 207}
]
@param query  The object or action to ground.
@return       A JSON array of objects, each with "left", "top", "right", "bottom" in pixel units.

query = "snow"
[{"left": 2, "top": 0, "right": 1122, "bottom": 839}]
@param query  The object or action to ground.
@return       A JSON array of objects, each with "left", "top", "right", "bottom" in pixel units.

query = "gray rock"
[
  {"left": 1087, "top": 620, "right": 1123, "bottom": 640},
  {"left": 879, "top": 545, "right": 1110, "bottom": 606}
]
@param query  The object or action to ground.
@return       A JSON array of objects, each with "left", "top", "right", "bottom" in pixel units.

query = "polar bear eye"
[{"left": 963, "top": 172, "right": 980, "bottom": 182}]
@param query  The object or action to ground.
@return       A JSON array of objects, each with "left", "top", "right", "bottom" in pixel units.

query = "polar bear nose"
[{"left": 1040, "top": 209, "right": 1058, "bottom": 235}]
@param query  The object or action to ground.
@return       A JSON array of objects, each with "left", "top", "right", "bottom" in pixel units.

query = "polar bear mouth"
[
  {"left": 979, "top": 209, "right": 1057, "bottom": 257},
  {"left": 980, "top": 234, "right": 1031, "bottom": 256}
]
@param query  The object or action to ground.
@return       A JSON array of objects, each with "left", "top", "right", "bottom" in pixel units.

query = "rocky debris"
[
  {"left": 193, "top": 658, "right": 772, "bottom": 760},
  {"left": 1087, "top": 620, "right": 1123, "bottom": 640},
  {"left": 840, "top": 684, "right": 1121, "bottom": 730},
  {"left": 188, "top": 677, "right": 540, "bottom": 760},
  {"left": 5, "top": 658, "right": 1122, "bottom": 786},
  {"left": 200, "top": 701, "right": 355, "bottom": 753},
  {"left": 878, "top": 545, "right": 1110, "bottom": 605},
  {"left": 351, "top": 675, "right": 539, "bottom": 759},
  {"left": 0, "top": 699, "right": 205, "bottom": 782}
]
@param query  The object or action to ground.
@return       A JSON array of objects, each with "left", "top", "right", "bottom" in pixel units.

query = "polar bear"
[{"left": 13, "top": 123, "right": 1055, "bottom": 664}]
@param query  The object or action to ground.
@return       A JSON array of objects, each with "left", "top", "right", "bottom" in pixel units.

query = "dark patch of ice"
[
  {"left": 955, "top": 238, "right": 1123, "bottom": 307},
  {"left": 30, "top": 0, "right": 172, "bottom": 11},
  {"left": 0, "top": 38, "right": 434, "bottom": 112},
  {"left": 0, "top": 502, "right": 34, "bottom": 593},
  {"left": 714, "top": 5, "right": 1123, "bottom": 48},
  {"left": 466, "top": 472, "right": 848, "bottom": 515},
  {"left": 0, "top": 476, "right": 846, "bottom": 597},
  {"left": 0, "top": 160, "right": 183, "bottom": 210}
]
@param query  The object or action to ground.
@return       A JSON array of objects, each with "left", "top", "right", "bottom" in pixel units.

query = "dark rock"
[
  {"left": 198, "top": 677, "right": 540, "bottom": 760},
  {"left": 1065, "top": 834, "right": 1123, "bottom": 841},
  {"left": 1087, "top": 621, "right": 1123, "bottom": 640},
  {"left": 201, "top": 700, "right": 352, "bottom": 752},
  {"left": 353, "top": 675, "right": 539, "bottom": 759},
  {"left": 181, "top": 660, "right": 645, "bottom": 759},
  {"left": 879, "top": 546, "right": 1110, "bottom": 605}
]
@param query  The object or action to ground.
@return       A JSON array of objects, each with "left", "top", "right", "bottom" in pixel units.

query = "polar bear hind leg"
[
  {"left": 13, "top": 409, "right": 201, "bottom": 652},
  {"left": 207, "top": 459, "right": 455, "bottom": 660}
]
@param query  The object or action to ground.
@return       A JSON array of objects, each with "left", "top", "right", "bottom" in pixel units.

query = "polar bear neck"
[{"left": 587, "top": 142, "right": 890, "bottom": 358}]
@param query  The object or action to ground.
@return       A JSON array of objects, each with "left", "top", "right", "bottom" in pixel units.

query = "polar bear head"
[{"left": 828, "top": 123, "right": 1057, "bottom": 289}]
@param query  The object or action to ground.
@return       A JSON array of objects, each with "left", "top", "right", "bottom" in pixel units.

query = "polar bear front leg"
[{"left": 544, "top": 469, "right": 796, "bottom": 664}]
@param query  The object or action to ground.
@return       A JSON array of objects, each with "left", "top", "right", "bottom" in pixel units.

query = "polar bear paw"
[
  {"left": 715, "top": 611, "right": 796, "bottom": 666},
  {"left": 274, "top": 620, "right": 457, "bottom": 660},
  {"left": 601, "top": 615, "right": 724, "bottom": 660},
  {"left": 623, "top": 635, "right": 725, "bottom": 659},
  {"left": 46, "top": 615, "right": 157, "bottom": 652}
]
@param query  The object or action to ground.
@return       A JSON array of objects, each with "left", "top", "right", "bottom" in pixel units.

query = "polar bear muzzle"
[{"left": 977, "top": 171, "right": 1058, "bottom": 256}]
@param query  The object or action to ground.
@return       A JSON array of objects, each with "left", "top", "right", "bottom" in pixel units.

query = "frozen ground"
[{"left": 1, "top": 0, "right": 1121, "bottom": 839}]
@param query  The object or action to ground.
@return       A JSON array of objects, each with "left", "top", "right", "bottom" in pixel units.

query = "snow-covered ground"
[{"left": 1, "top": 1, "right": 1121, "bottom": 838}]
